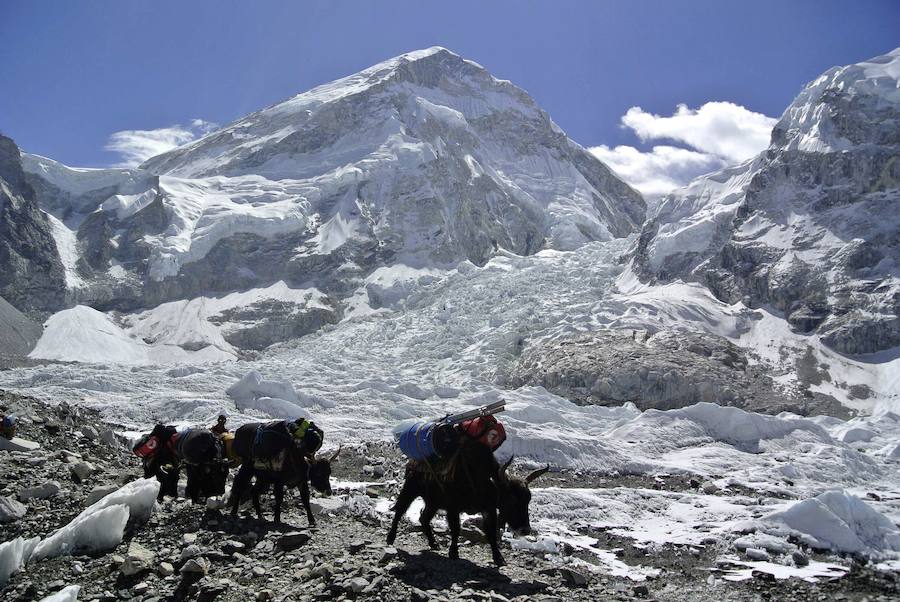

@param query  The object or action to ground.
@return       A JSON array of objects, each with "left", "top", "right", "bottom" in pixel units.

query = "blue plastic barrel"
[{"left": 397, "top": 421, "right": 437, "bottom": 461}]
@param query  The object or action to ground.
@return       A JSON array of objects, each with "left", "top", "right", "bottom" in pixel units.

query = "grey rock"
[
  {"left": 744, "top": 547, "right": 770, "bottom": 561},
  {"left": 121, "top": 542, "right": 155, "bottom": 576},
  {"left": 85, "top": 484, "right": 118, "bottom": 505},
  {"left": 99, "top": 429, "right": 120, "bottom": 447},
  {"left": 348, "top": 540, "right": 368, "bottom": 554},
  {"left": 132, "top": 582, "right": 149, "bottom": 595},
  {"left": 378, "top": 546, "right": 398, "bottom": 565},
  {"left": 80, "top": 425, "right": 99, "bottom": 440},
  {"left": 180, "top": 557, "right": 210, "bottom": 575},
  {"left": 18, "top": 480, "right": 61, "bottom": 501},
  {"left": 0, "top": 495, "right": 27, "bottom": 522},
  {"left": 276, "top": 531, "right": 311, "bottom": 551},
  {"left": 70, "top": 461, "right": 95, "bottom": 483},
  {"left": 180, "top": 544, "right": 203, "bottom": 560},
  {"left": 346, "top": 577, "right": 369, "bottom": 593},
  {"left": 792, "top": 550, "right": 810, "bottom": 567},
  {"left": 0, "top": 437, "right": 40, "bottom": 452},
  {"left": 558, "top": 567, "right": 588, "bottom": 587},
  {"left": 159, "top": 562, "right": 175, "bottom": 576},
  {"left": 221, "top": 540, "right": 246, "bottom": 555}
]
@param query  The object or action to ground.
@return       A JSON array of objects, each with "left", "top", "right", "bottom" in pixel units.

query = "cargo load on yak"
[
  {"left": 251, "top": 418, "right": 324, "bottom": 468},
  {"left": 395, "top": 400, "right": 506, "bottom": 461}
]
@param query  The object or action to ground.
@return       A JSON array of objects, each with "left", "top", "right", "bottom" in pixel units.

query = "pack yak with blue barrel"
[{"left": 389, "top": 400, "right": 550, "bottom": 566}]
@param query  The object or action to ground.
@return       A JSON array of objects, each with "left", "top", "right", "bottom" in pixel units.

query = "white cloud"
[
  {"left": 621, "top": 101, "right": 776, "bottom": 163},
  {"left": 590, "top": 144, "right": 726, "bottom": 200},
  {"left": 104, "top": 119, "right": 219, "bottom": 167},
  {"left": 589, "top": 101, "right": 776, "bottom": 199}
]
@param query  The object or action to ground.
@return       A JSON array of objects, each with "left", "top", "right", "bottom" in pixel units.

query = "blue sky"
[{"left": 1, "top": 1, "right": 898, "bottom": 195}]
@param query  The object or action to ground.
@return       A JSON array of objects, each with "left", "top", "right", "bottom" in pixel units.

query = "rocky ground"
[{"left": 1, "top": 390, "right": 898, "bottom": 602}]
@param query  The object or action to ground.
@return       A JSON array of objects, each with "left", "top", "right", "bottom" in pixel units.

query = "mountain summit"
[
  {"left": 12, "top": 47, "right": 644, "bottom": 318},
  {"left": 631, "top": 47, "right": 900, "bottom": 354}
]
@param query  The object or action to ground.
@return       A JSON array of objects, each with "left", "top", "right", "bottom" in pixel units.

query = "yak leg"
[
  {"left": 162, "top": 465, "right": 179, "bottom": 500},
  {"left": 229, "top": 465, "right": 253, "bottom": 516},
  {"left": 483, "top": 507, "right": 505, "bottom": 566},
  {"left": 250, "top": 476, "right": 267, "bottom": 521},
  {"left": 419, "top": 503, "right": 439, "bottom": 550},
  {"left": 386, "top": 482, "right": 417, "bottom": 545},
  {"left": 185, "top": 467, "right": 199, "bottom": 505},
  {"left": 273, "top": 481, "right": 284, "bottom": 524},
  {"left": 447, "top": 510, "right": 461, "bottom": 560},
  {"left": 299, "top": 477, "right": 316, "bottom": 527}
]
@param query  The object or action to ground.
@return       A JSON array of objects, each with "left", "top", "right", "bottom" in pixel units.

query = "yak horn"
[
  {"left": 501, "top": 455, "right": 515, "bottom": 474},
  {"left": 525, "top": 464, "right": 551, "bottom": 484},
  {"left": 329, "top": 444, "right": 343, "bottom": 462}
]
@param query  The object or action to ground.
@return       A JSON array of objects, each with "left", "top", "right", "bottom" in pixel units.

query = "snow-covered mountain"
[
  {"left": 16, "top": 47, "right": 644, "bottom": 317},
  {"left": 631, "top": 48, "right": 900, "bottom": 354}
]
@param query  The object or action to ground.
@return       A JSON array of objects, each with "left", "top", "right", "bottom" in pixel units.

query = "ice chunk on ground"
[
  {"left": 761, "top": 490, "right": 900, "bottom": 556},
  {"left": 31, "top": 505, "right": 129, "bottom": 560},
  {"left": 38, "top": 585, "right": 81, "bottom": 601},
  {"left": 31, "top": 478, "right": 160, "bottom": 560},
  {"left": 0, "top": 536, "right": 39, "bottom": 586},
  {"left": 226, "top": 370, "right": 300, "bottom": 404}
]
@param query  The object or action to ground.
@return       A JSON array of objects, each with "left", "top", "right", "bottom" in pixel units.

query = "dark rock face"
[
  {"left": 211, "top": 302, "right": 338, "bottom": 351},
  {"left": 0, "top": 135, "right": 66, "bottom": 314},
  {"left": 507, "top": 329, "right": 849, "bottom": 417},
  {"left": 0, "top": 295, "right": 42, "bottom": 359},
  {"left": 630, "top": 50, "right": 900, "bottom": 355}
]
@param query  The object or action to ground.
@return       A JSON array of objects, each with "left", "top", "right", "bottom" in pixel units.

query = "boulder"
[
  {"left": 0, "top": 495, "right": 26, "bottom": 522},
  {"left": 275, "top": 532, "right": 310, "bottom": 551},
  {"left": 69, "top": 461, "right": 95, "bottom": 483},
  {"left": 180, "top": 557, "right": 210, "bottom": 575},
  {"left": 85, "top": 485, "right": 118, "bottom": 506},
  {"left": 80, "top": 425, "right": 99, "bottom": 441},
  {"left": 0, "top": 437, "right": 40, "bottom": 452},
  {"left": 121, "top": 542, "right": 155, "bottom": 576},
  {"left": 18, "top": 481, "right": 61, "bottom": 501}
]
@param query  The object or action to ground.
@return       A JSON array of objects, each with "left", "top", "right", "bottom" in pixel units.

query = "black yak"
[
  {"left": 133, "top": 425, "right": 228, "bottom": 503},
  {"left": 228, "top": 421, "right": 338, "bottom": 525},
  {"left": 387, "top": 439, "right": 548, "bottom": 566}
]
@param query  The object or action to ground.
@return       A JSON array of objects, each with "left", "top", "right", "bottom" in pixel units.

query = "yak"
[
  {"left": 228, "top": 421, "right": 339, "bottom": 525},
  {"left": 133, "top": 425, "right": 179, "bottom": 501},
  {"left": 387, "top": 437, "right": 549, "bottom": 566},
  {"left": 133, "top": 425, "right": 228, "bottom": 503}
]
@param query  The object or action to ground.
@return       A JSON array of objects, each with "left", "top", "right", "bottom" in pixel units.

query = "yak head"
[
  {"left": 497, "top": 456, "right": 549, "bottom": 536},
  {"left": 307, "top": 444, "right": 342, "bottom": 496}
]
